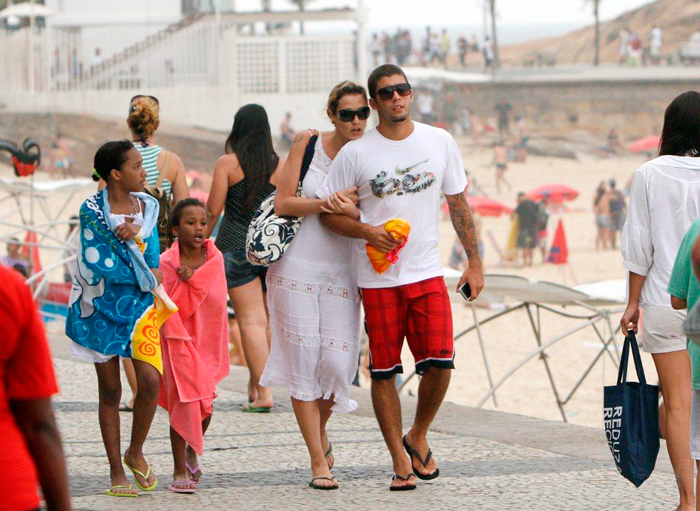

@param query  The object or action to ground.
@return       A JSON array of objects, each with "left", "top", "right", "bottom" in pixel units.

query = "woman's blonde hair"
[
  {"left": 128, "top": 95, "right": 159, "bottom": 144},
  {"left": 326, "top": 81, "right": 367, "bottom": 119}
]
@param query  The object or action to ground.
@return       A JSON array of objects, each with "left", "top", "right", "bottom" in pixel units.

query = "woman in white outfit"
[
  {"left": 621, "top": 91, "right": 700, "bottom": 510},
  {"left": 260, "top": 82, "right": 368, "bottom": 490}
]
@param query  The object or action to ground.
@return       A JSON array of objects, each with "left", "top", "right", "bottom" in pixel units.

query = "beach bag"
[
  {"left": 603, "top": 330, "right": 659, "bottom": 487},
  {"left": 246, "top": 134, "right": 318, "bottom": 266},
  {"left": 684, "top": 300, "right": 700, "bottom": 346},
  {"left": 142, "top": 149, "right": 172, "bottom": 253}
]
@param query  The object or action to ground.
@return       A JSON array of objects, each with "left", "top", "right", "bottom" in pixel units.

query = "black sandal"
[
  {"left": 403, "top": 435, "right": 440, "bottom": 480},
  {"left": 309, "top": 476, "right": 338, "bottom": 490},
  {"left": 390, "top": 473, "right": 417, "bottom": 491}
]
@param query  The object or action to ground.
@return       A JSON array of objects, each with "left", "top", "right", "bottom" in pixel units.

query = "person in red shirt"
[{"left": 1, "top": 266, "right": 71, "bottom": 510}]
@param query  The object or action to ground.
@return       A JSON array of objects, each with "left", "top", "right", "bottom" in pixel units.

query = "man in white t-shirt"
[{"left": 317, "top": 64, "right": 484, "bottom": 491}]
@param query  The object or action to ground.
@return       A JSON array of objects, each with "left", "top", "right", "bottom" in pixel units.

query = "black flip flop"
[
  {"left": 309, "top": 477, "right": 338, "bottom": 490},
  {"left": 390, "top": 473, "right": 417, "bottom": 491},
  {"left": 403, "top": 435, "right": 440, "bottom": 481}
]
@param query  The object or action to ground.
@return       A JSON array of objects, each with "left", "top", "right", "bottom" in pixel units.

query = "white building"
[{"left": 0, "top": 2, "right": 367, "bottom": 134}]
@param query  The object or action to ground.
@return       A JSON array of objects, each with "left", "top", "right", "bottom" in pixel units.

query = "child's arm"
[{"left": 671, "top": 295, "right": 687, "bottom": 310}]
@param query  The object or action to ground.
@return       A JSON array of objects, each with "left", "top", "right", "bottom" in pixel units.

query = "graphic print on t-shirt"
[{"left": 369, "top": 159, "right": 435, "bottom": 198}]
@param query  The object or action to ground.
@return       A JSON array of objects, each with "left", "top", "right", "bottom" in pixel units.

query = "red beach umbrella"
[
  {"left": 628, "top": 136, "right": 660, "bottom": 154},
  {"left": 526, "top": 184, "right": 579, "bottom": 203},
  {"left": 466, "top": 195, "right": 513, "bottom": 217}
]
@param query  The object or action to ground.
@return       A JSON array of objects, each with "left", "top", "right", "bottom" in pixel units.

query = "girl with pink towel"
[{"left": 159, "top": 199, "right": 230, "bottom": 493}]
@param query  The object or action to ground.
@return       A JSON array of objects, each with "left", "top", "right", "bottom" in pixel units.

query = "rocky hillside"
[{"left": 501, "top": 0, "right": 700, "bottom": 66}]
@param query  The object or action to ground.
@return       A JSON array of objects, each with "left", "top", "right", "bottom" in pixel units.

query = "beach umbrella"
[
  {"left": 547, "top": 219, "right": 568, "bottom": 265},
  {"left": 628, "top": 136, "right": 660, "bottom": 154},
  {"left": 467, "top": 195, "right": 513, "bottom": 217},
  {"left": 527, "top": 184, "right": 579, "bottom": 203}
]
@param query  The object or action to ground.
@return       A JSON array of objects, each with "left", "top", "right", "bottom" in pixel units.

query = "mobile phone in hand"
[{"left": 458, "top": 282, "right": 472, "bottom": 301}]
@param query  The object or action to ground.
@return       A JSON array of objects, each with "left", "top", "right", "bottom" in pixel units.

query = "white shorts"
[
  {"left": 70, "top": 341, "right": 117, "bottom": 364},
  {"left": 691, "top": 390, "right": 700, "bottom": 460},
  {"left": 640, "top": 305, "right": 687, "bottom": 354}
]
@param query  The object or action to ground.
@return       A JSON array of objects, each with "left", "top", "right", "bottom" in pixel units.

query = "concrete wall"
[{"left": 0, "top": 86, "right": 335, "bottom": 137}]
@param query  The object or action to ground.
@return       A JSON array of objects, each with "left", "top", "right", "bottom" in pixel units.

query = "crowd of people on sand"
[
  {"left": 370, "top": 27, "right": 495, "bottom": 71},
  {"left": 3, "top": 63, "right": 487, "bottom": 509}
]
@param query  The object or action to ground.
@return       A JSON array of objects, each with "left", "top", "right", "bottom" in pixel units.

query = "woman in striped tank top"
[{"left": 127, "top": 95, "right": 189, "bottom": 204}]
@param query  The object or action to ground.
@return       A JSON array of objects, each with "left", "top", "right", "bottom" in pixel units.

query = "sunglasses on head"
[
  {"left": 376, "top": 83, "right": 411, "bottom": 101},
  {"left": 337, "top": 106, "right": 370, "bottom": 122},
  {"left": 129, "top": 95, "right": 159, "bottom": 111}
]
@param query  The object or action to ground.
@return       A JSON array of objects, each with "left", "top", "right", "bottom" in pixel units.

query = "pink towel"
[{"left": 159, "top": 239, "right": 229, "bottom": 454}]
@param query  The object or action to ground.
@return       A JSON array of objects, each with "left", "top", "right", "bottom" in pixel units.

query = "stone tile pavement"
[{"left": 48, "top": 335, "right": 678, "bottom": 510}]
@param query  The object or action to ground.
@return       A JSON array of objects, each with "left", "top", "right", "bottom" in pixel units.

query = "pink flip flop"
[
  {"left": 186, "top": 461, "right": 201, "bottom": 482},
  {"left": 169, "top": 480, "right": 197, "bottom": 494}
]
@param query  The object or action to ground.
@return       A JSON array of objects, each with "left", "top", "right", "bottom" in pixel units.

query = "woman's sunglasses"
[
  {"left": 376, "top": 83, "right": 411, "bottom": 101},
  {"left": 338, "top": 106, "right": 371, "bottom": 122},
  {"left": 129, "top": 95, "right": 159, "bottom": 113}
]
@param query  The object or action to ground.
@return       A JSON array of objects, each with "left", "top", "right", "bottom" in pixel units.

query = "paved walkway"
[{"left": 49, "top": 335, "right": 678, "bottom": 510}]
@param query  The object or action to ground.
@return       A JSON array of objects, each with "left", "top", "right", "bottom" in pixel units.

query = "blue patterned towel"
[{"left": 66, "top": 189, "right": 160, "bottom": 358}]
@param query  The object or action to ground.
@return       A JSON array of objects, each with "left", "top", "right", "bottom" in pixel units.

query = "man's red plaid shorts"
[{"left": 361, "top": 276, "right": 454, "bottom": 380}]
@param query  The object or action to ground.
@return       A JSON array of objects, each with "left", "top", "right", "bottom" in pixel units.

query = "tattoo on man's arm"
[
  {"left": 446, "top": 193, "right": 481, "bottom": 264},
  {"left": 292, "top": 133, "right": 305, "bottom": 144}
]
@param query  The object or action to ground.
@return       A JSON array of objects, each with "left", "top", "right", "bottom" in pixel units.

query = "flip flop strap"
[
  {"left": 110, "top": 484, "right": 134, "bottom": 491},
  {"left": 311, "top": 477, "right": 336, "bottom": 482},
  {"left": 324, "top": 443, "right": 333, "bottom": 457},
  {"left": 392, "top": 473, "right": 416, "bottom": 481},
  {"left": 408, "top": 444, "right": 433, "bottom": 467},
  {"left": 128, "top": 462, "right": 151, "bottom": 481}
]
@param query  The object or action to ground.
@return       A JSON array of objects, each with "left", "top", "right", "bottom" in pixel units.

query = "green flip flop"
[
  {"left": 123, "top": 458, "right": 159, "bottom": 492},
  {"left": 242, "top": 404, "right": 272, "bottom": 413}
]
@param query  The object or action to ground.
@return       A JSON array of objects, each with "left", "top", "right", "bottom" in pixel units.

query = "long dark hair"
[
  {"left": 659, "top": 91, "right": 700, "bottom": 157},
  {"left": 225, "top": 104, "right": 279, "bottom": 213}
]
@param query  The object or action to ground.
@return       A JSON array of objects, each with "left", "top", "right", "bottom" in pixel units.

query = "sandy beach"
[{"left": 0, "top": 136, "right": 658, "bottom": 430}]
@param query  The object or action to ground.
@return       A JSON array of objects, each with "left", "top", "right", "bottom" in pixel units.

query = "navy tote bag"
[{"left": 603, "top": 330, "right": 659, "bottom": 487}]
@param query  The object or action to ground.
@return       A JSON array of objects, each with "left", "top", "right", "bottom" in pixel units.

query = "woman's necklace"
[{"left": 129, "top": 196, "right": 138, "bottom": 215}]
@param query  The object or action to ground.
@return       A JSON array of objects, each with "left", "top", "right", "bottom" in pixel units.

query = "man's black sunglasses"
[
  {"left": 338, "top": 106, "right": 371, "bottom": 122},
  {"left": 376, "top": 83, "right": 411, "bottom": 101}
]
